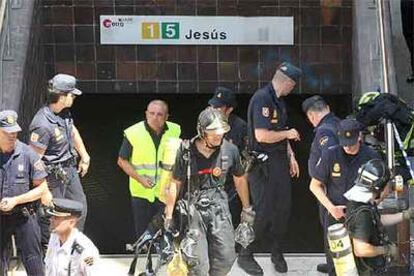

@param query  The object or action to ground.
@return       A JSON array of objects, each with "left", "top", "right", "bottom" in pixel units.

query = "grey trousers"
[{"left": 185, "top": 190, "right": 236, "bottom": 276}]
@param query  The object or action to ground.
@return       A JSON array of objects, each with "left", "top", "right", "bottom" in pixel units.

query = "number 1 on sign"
[{"left": 142, "top": 22, "right": 160, "bottom": 39}]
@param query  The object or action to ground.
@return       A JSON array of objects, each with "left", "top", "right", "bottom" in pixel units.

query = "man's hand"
[
  {"left": 289, "top": 156, "right": 300, "bottom": 178},
  {"left": 138, "top": 176, "right": 154, "bottom": 189},
  {"left": 402, "top": 208, "right": 414, "bottom": 220},
  {"left": 286, "top": 129, "right": 301, "bottom": 141},
  {"left": 329, "top": 205, "right": 346, "bottom": 221},
  {"left": 241, "top": 206, "right": 256, "bottom": 226},
  {"left": 78, "top": 158, "right": 90, "bottom": 177},
  {"left": 164, "top": 216, "right": 173, "bottom": 231},
  {"left": 0, "top": 197, "right": 18, "bottom": 212},
  {"left": 384, "top": 244, "right": 399, "bottom": 260}
]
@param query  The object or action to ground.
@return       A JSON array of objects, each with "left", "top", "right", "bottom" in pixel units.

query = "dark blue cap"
[
  {"left": 0, "top": 110, "right": 21, "bottom": 133},
  {"left": 278, "top": 62, "right": 302, "bottom": 82},
  {"left": 47, "top": 198, "right": 83, "bottom": 217},
  {"left": 208, "top": 86, "right": 237, "bottom": 108},
  {"left": 49, "top": 74, "right": 82, "bottom": 95},
  {"left": 338, "top": 119, "right": 363, "bottom": 146}
]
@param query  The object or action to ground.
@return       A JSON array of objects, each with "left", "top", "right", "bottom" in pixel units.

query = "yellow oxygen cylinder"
[
  {"left": 167, "top": 250, "right": 188, "bottom": 276},
  {"left": 327, "top": 223, "right": 358, "bottom": 276},
  {"left": 159, "top": 138, "right": 181, "bottom": 204}
]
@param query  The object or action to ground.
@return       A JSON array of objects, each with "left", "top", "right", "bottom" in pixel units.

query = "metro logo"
[{"left": 142, "top": 22, "right": 179, "bottom": 39}]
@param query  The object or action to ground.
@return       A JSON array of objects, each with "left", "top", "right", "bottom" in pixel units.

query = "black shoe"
[
  {"left": 271, "top": 253, "right": 288, "bottom": 273},
  {"left": 237, "top": 254, "right": 264, "bottom": 275},
  {"left": 317, "top": 263, "right": 328, "bottom": 273},
  {"left": 407, "top": 74, "right": 414, "bottom": 83}
]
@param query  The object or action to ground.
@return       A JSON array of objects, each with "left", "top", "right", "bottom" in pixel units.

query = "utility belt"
[
  {"left": 242, "top": 150, "right": 269, "bottom": 173},
  {"left": 46, "top": 158, "right": 75, "bottom": 185},
  {"left": 0, "top": 202, "right": 38, "bottom": 217}
]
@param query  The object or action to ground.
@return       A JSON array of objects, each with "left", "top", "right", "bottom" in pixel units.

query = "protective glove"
[
  {"left": 164, "top": 216, "right": 173, "bottom": 232},
  {"left": 402, "top": 208, "right": 414, "bottom": 220},
  {"left": 384, "top": 244, "right": 399, "bottom": 261},
  {"left": 241, "top": 206, "right": 256, "bottom": 226}
]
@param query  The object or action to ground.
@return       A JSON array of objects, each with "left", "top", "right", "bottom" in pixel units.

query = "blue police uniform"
[
  {"left": 29, "top": 106, "right": 87, "bottom": 247},
  {"left": 246, "top": 82, "right": 291, "bottom": 256},
  {"left": 312, "top": 120, "right": 380, "bottom": 276},
  {"left": 0, "top": 113, "right": 47, "bottom": 276}
]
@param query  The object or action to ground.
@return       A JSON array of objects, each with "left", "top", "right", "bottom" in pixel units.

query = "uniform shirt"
[
  {"left": 308, "top": 113, "right": 341, "bottom": 178},
  {"left": 346, "top": 201, "right": 385, "bottom": 274},
  {"left": 45, "top": 228, "right": 100, "bottom": 276},
  {"left": 313, "top": 144, "right": 380, "bottom": 206},
  {"left": 226, "top": 114, "right": 247, "bottom": 152},
  {"left": 29, "top": 106, "right": 75, "bottom": 165},
  {"left": 172, "top": 138, "right": 244, "bottom": 192},
  {"left": 247, "top": 83, "right": 288, "bottom": 153},
  {"left": 0, "top": 141, "right": 47, "bottom": 198},
  {"left": 118, "top": 121, "right": 167, "bottom": 159}
]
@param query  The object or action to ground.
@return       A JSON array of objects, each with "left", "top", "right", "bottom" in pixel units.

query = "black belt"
[{"left": 56, "top": 158, "right": 76, "bottom": 168}]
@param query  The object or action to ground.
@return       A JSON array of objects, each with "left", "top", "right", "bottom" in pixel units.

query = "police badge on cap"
[{"left": 0, "top": 110, "right": 22, "bottom": 133}]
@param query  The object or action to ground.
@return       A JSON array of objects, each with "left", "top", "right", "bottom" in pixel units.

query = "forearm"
[
  {"left": 117, "top": 157, "right": 141, "bottom": 182},
  {"left": 381, "top": 213, "right": 404, "bottom": 226},
  {"left": 14, "top": 181, "right": 47, "bottom": 205},
  {"left": 309, "top": 179, "right": 334, "bottom": 211},
  {"left": 255, "top": 129, "right": 287, "bottom": 144},
  {"left": 73, "top": 126, "right": 90, "bottom": 162},
  {"left": 353, "top": 238, "right": 387, "bottom": 257},
  {"left": 234, "top": 175, "right": 251, "bottom": 209},
  {"left": 165, "top": 180, "right": 181, "bottom": 219}
]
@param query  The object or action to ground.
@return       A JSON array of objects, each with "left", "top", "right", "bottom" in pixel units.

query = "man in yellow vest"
[{"left": 117, "top": 100, "right": 181, "bottom": 239}]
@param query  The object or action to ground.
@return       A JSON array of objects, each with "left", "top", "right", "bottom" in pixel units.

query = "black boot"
[
  {"left": 237, "top": 249, "right": 263, "bottom": 275},
  {"left": 317, "top": 263, "right": 328, "bottom": 273},
  {"left": 271, "top": 252, "right": 288, "bottom": 273}
]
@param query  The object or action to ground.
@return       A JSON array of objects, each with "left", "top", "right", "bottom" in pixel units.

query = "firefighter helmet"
[
  {"left": 354, "top": 159, "right": 390, "bottom": 193},
  {"left": 196, "top": 107, "right": 230, "bottom": 137},
  {"left": 357, "top": 91, "right": 380, "bottom": 110}
]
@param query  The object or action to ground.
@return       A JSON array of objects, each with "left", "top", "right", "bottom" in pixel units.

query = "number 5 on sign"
[
  {"left": 142, "top": 22, "right": 160, "bottom": 39},
  {"left": 162, "top": 22, "right": 179, "bottom": 39}
]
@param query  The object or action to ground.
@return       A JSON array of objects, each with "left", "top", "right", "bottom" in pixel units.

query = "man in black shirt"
[
  {"left": 344, "top": 159, "right": 414, "bottom": 275},
  {"left": 164, "top": 107, "right": 253, "bottom": 276}
]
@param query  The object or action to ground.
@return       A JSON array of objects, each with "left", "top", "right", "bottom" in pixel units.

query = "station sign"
[{"left": 100, "top": 16, "right": 294, "bottom": 45}]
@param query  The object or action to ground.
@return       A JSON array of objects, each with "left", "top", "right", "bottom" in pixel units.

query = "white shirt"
[{"left": 45, "top": 228, "right": 100, "bottom": 276}]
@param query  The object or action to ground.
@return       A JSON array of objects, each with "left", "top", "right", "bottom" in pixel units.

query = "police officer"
[
  {"left": 302, "top": 95, "right": 340, "bottom": 273},
  {"left": 117, "top": 100, "right": 181, "bottom": 239},
  {"left": 45, "top": 198, "right": 100, "bottom": 275},
  {"left": 0, "top": 110, "right": 50, "bottom": 275},
  {"left": 164, "top": 107, "right": 254, "bottom": 276},
  {"left": 344, "top": 159, "right": 414, "bottom": 275},
  {"left": 208, "top": 86, "right": 247, "bottom": 227},
  {"left": 29, "top": 74, "right": 90, "bottom": 249},
  {"left": 238, "top": 62, "right": 302, "bottom": 275},
  {"left": 309, "top": 118, "right": 380, "bottom": 275}
]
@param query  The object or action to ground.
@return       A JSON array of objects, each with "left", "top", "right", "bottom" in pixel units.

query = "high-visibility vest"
[{"left": 124, "top": 121, "right": 181, "bottom": 202}]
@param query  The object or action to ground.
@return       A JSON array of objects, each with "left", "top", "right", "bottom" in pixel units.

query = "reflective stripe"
[{"left": 132, "top": 164, "right": 157, "bottom": 170}]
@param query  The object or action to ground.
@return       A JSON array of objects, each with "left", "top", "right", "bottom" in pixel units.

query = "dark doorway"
[{"left": 72, "top": 93, "right": 352, "bottom": 254}]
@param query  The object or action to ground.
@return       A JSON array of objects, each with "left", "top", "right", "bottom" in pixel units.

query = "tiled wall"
[{"left": 42, "top": 0, "right": 353, "bottom": 94}]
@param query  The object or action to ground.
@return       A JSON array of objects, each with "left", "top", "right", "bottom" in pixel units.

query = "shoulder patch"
[
  {"left": 30, "top": 132, "right": 39, "bottom": 143},
  {"left": 262, "top": 107, "right": 269, "bottom": 117},
  {"left": 83, "top": 256, "right": 95, "bottom": 266},
  {"left": 319, "top": 136, "right": 329, "bottom": 147},
  {"left": 34, "top": 160, "right": 45, "bottom": 171}
]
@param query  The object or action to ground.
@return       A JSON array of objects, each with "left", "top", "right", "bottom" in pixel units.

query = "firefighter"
[
  {"left": 164, "top": 107, "right": 254, "bottom": 276},
  {"left": 344, "top": 159, "right": 414, "bottom": 275}
]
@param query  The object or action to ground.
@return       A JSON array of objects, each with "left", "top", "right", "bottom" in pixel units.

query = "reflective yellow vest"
[{"left": 124, "top": 121, "right": 181, "bottom": 202}]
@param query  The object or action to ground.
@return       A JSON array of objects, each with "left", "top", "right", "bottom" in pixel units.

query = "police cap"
[
  {"left": 277, "top": 62, "right": 302, "bottom": 82},
  {"left": 208, "top": 86, "right": 237, "bottom": 108},
  {"left": 0, "top": 110, "right": 21, "bottom": 133},
  {"left": 337, "top": 118, "right": 362, "bottom": 146},
  {"left": 49, "top": 74, "right": 82, "bottom": 95},
  {"left": 47, "top": 198, "right": 83, "bottom": 217},
  {"left": 301, "top": 95, "right": 327, "bottom": 113}
]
